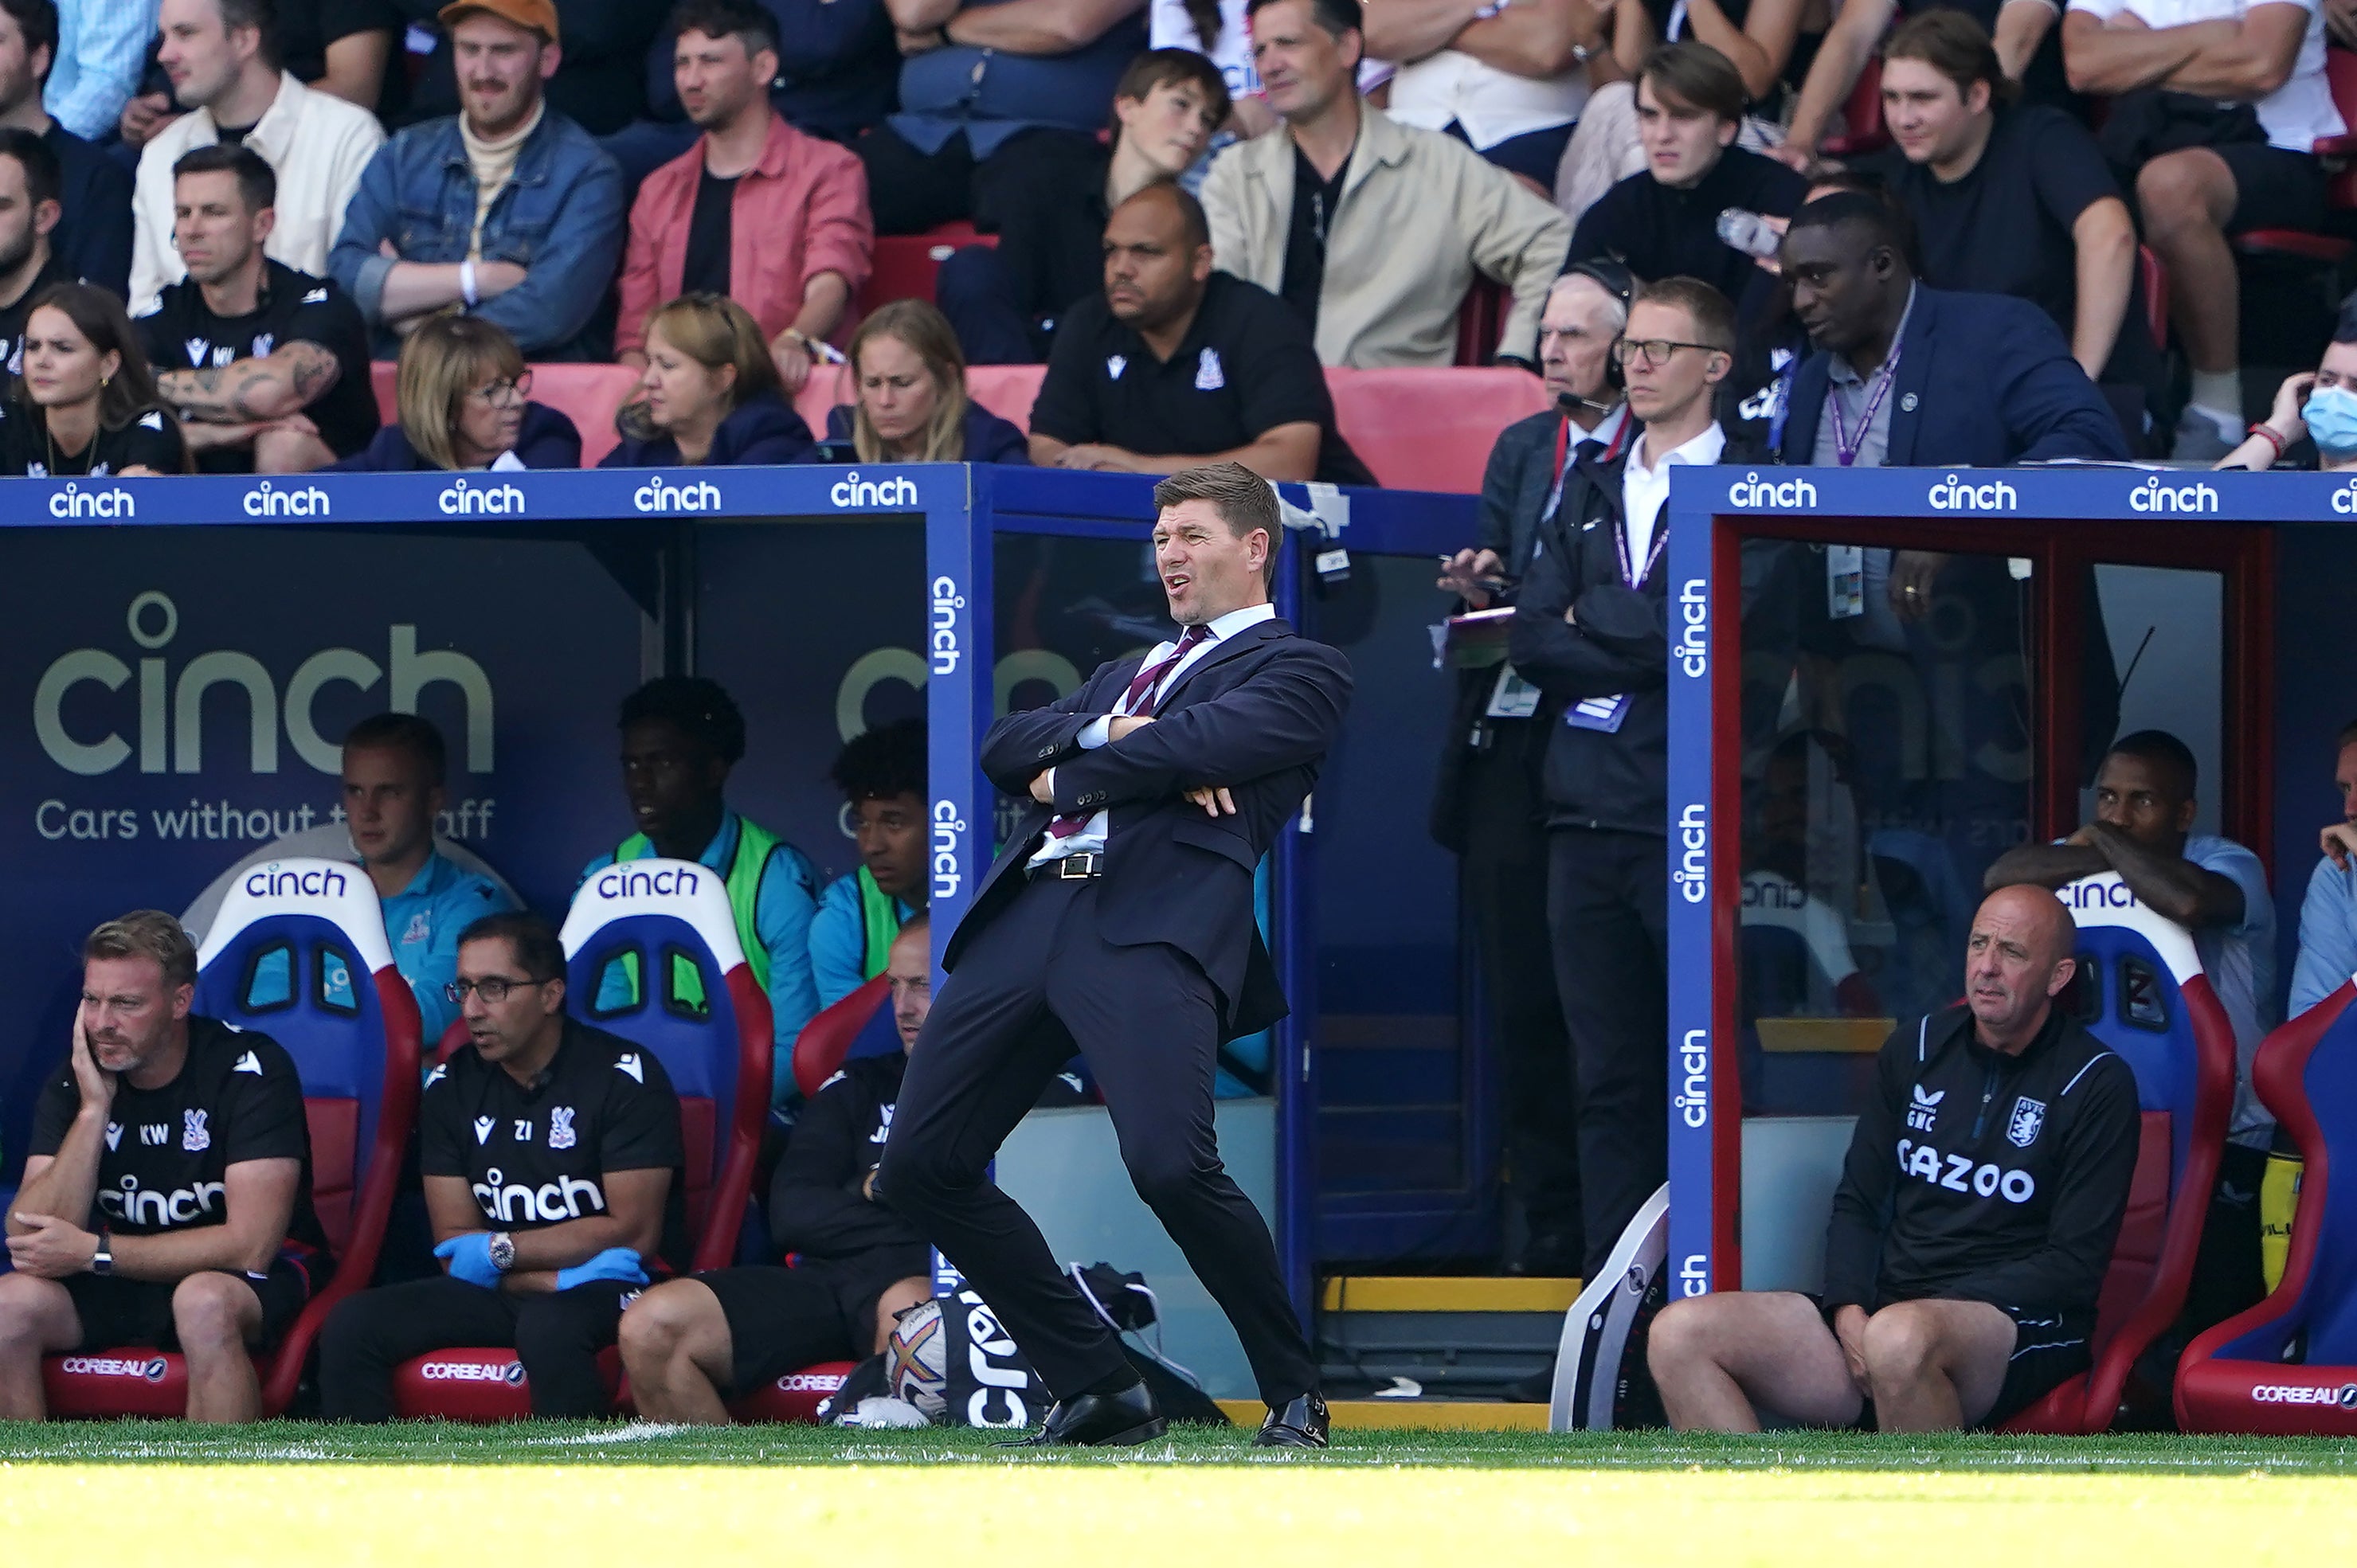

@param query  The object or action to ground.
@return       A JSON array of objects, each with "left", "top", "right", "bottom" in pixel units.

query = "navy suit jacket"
[
  {"left": 952, "top": 616, "right": 1353, "bottom": 1038},
  {"left": 1776, "top": 286, "right": 2129, "bottom": 467}
]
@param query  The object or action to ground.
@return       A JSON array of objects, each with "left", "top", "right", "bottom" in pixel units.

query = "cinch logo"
[
  {"left": 2061, "top": 880, "right": 2138, "bottom": 910},
  {"left": 773, "top": 1370, "right": 849, "bottom": 1393},
  {"left": 930, "top": 575, "right": 964, "bottom": 676},
  {"left": 420, "top": 1360, "right": 527, "bottom": 1385},
  {"left": 97, "top": 1173, "right": 226, "bottom": 1227},
  {"left": 931, "top": 798, "right": 965, "bottom": 901},
  {"left": 243, "top": 863, "right": 347, "bottom": 899},
  {"left": 957, "top": 1288, "right": 1033, "bottom": 1429},
  {"left": 2332, "top": 479, "right": 2357, "bottom": 516},
  {"left": 2251, "top": 1383, "right": 2357, "bottom": 1407},
  {"left": 49, "top": 481, "right": 135, "bottom": 519},
  {"left": 633, "top": 476, "right": 722, "bottom": 514},
  {"left": 1678, "top": 1254, "right": 1709, "bottom": 1299},
  {"left": 1675, "top": 578, "right": 1707, "bottom": 678},
  {"left": 1725, "top": 471, "right": 1817, "bottom": 510},
  {"left": 2129, "top": 476, "right": 2218, "bottom": 514},
  {"left": 470, "top": 1165, "right": 608, "bottom": 1224},
  {"left": 1675, "top": 1029, "right": 1709, "bottom": 1128},
  {"left": 595, "top": 865, "right": 701, "bottom": 899},
  {"left": 1895, "top": 1138, "right": 2037, "bottom": 1203},
  {"left": 243, "top": 480, "right": 330, "bottom": 518},
  {"left": 1742, "top": 874, "right": 1803, "bottom": 910},
  {"left": 831, "top": 470, "right": 919, "bottom": 508},
  {"left": 34, "top": 590, "right": 494, "bottom": 776},
  {"left": 438, "top": 477, "right": 525, "bottom": 515},
  {"left": 57, "top": 1355, "right": 168, "bottom": 1382},
  {"left": 1928, "top": 473, "right": 2017, "bottom": 511},
  {"left": 1673, "top": 803, "right": 1706, "bottom": 905}
]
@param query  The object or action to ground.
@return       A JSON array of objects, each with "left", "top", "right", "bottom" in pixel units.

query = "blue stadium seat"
[
  {"left": 41, "top": 859, "right": 420, "bottom": 1417},
  {"left": 2177, "top": 980, "right": 2357, "bottom": 1433}
]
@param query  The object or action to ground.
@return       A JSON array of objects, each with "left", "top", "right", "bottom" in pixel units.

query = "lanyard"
[
  {"left": 1544, "top": 410, "right": 1631, "bottom": 520},
  {"left": 1827, "top": 343, "right": 1901, "bottom": 467},
  {"left": 1615, "top": 475, "right": 1670, "bottom": 588}
]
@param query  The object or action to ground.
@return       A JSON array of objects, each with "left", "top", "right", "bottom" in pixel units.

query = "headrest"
[
  {"left": 560, "top": 856, "right": 747, "bottom": 971},
  {"left": 197, "top": 857, "right": 394, "bottom": 976},
  {"left": 2056, "top": 872, "right": 2203, "bottom": 987}
]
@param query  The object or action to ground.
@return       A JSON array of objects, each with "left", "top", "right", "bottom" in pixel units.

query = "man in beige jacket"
[{"left": 1201, "top": 0, "right": 1570, "bottom": 368}]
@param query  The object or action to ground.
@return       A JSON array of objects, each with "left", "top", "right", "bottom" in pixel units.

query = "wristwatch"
[
  {"left": 488, "top": 1231, "right": 516, "bottom": 1273},
  {"left": 90, "top": 1232, "right": 113, "bottom": 1277}
]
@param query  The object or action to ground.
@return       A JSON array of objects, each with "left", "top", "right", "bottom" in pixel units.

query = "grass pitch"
[{"left": 5, "top": 1424, "right": 2356, "bottom": 1566}]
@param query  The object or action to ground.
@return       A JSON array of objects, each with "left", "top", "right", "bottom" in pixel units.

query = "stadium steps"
[{"left": 1309, "top": 1275, "right": 1580, "bottom": 1415}]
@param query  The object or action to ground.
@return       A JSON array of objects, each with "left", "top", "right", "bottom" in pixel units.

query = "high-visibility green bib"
[
  {"left": 614, "top": 813, "right": 783, "bottom": 1011},
  {"left": 855, "top": 866, "right": 907, "bottom": 983}
]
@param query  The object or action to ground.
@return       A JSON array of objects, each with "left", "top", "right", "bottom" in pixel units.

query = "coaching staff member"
[
  {"left": 1648, "top": 887, "right": 2140, "bottom": 1433},
  {"left": 878, "top": 462, "right": 1352, "bottom": 1449}
]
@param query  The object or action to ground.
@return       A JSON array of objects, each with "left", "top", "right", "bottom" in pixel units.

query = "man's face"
[
  {"left": 1250, "top": 0, "right": 1356, "bottom": 122},
  {"left": 620, "top": 717, "right": 726, "bottom": 845},
  {"left": 0, "top": 10, "right": 49, "bottom": 118},
  {"left": 0, "top": 154, "right": 48, "bottom": 277},
  {"left": 1102, "top": 194, "right": 1208, "bottom": 334},
  {"left": 2335, "top": 741, "right": 2357, "bottom": 823},
  {"left": 1881, "top": 57, "right": 1985, "bottom": 167},
  {"left": 171, "top": 170, "right": 264, "bottom": 284},
  {"left": 1964, "top": 892, "right": 2073, "bottom": 1038},
  {"left": 452, "top": 13, "right": 553, "bottom": 136},
  {"left": 1637, "top": 77, "right": 1733, "bottom": 189},
  {"left": 456, "top": 936, "right": 562, "bottom": 1062},
  {"left": 81, "top": 956, "right": 191, "bottom": 1075},
  {"left": 675, "top": 27, "right": 769, "bottom": 131},
  {"left": 885, "top": 927, "right": 931, "bottom": 1053},
  {"left": 1114, "top": 77, "right": 1220, "bottom": 178},
  {"left": 1783, "top": 221, "right": 1887, "bottom": 357},
  {"left": 158, "top": 0, "right": 245, "bottom": 110},
  {"left": 853, "top": 791, "right": 926, "bottom": 899},
  {"left": 343, "top": 744, "right": 442, "bottom": 871},
  {"left": 1540, "top": 275, "right": 1619, "bottom": 407},
  {"left": 2092, "top": 752, "right": 2194, "bottom": 853},
  {"left": 1620, "top": 298, "right": 1721, "bottom": 424},
  {"left": 1155, "top": 496, "right": 1267, "bottom": 625}
]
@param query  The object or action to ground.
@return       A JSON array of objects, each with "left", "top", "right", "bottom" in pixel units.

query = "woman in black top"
[
  {"left": 331, "top": 315, "right": 582, "bottom": 471},
  {"left": 824, "top": 299, "right": 1029, "bottom": 465},
  {"left": 0, "top": 283, "right": 187, "bottom": 476}
]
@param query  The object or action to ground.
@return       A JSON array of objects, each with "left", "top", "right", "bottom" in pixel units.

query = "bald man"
[{"left": 1647, "top": 886, "right": 2142, "bottom": 1433}]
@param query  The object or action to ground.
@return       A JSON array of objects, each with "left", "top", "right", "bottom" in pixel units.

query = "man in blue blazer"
[
  {"left": 1774, "top": 192, "right": 2133, "bottom": 467},
  {"left": 878, "top": 462, "right": 1351, "bottom": 1450}
]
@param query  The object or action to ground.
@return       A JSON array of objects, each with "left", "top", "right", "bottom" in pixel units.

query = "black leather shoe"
[
  {"left": 1253, "top": 1391, "right": 1329, "bottom": 1449},
  {"left": 996, "top": 1382, "right": 1168, "bottom": 1448}
]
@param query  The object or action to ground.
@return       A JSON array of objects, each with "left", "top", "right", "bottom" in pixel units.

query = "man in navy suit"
[{"left": 877, "top": 462, "right": 1352, "bottom": 1449}]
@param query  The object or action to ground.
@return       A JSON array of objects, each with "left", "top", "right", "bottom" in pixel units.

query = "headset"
[{"left": 1556, "top": 257, "right": 1638, "bottom": 407}]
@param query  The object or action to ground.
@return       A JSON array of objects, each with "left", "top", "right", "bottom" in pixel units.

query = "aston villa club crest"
[{"left": 2006, "top": 1096, "right": 2046, "bottom": 1149}]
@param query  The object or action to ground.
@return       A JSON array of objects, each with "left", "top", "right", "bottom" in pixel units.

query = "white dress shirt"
[
  {"left": 1619, "top": 421, "right": 1726, "bottom": 577},
  {"left": 1029, "top": 601, "right": 1278, "bottom": 869}
]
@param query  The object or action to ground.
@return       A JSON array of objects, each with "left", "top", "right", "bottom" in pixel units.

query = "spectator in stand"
[
  {"left": 934, "top": 46, "right": 1227, "bottom": 365},
  {"left": 603, "top": 292, "right": 817, "bottom": 467},
  {"left": 1200, "top": 0, "right": 1572, "bottom": 367},
  {"left": 2063, "top": 0, "right": 2343, "bottom": 460},
  {"left": 136, "top": 146, "right": 378, "bottom": 474},
  {"left": 401, "top": 0, "right": 664, "bottom": 145},
  {"left": 329, "top": 0, "right": 625, "bottom": 361},
  {"left": 0, "top": 1, "right": 132, "bottom": 295},
  {"left": 2214, "top": 304, "right": 2357, "bottom": 471},
  {"left": 44, "top": 0, "right": 157, "bottom": 143},
  {"left": 0, "top": 129, "right": 66, "bottom": 375},
  {"left": 334, "top": 315, "right": 584, "bottom": 471},
  {"left": 117, "top": 1, "right": 410, "bottom": 163},
  {"left": 1028, "top": 183, "right": 1373, "bottom": 482},
  {"left": 1867, "top": 10, "right": 2152, "bottom": 447},
  {"left": 0, "top": 283, "right": 188, "bottom": 475},
  {"left": 630, "top": 0, "right": 899, "bottom": 166},
  {"left": 2293, "top": 719, "right": 2357, "bottom": 1016},
  {"left": 616, "top": 0, "right": 871, "bottom": 399},
  {"left": 810, "top": 718, "right": 930, "bottom": 1009},
  {"left": 1365, "top": 0, "right": 1602, "bottom": 189},
  {"left": 827, "top": 299, "right": 1030, "bottom": 463},
  {"left": 1566, "top": 44, "right": 1807, "bottom": 330},
  {"left": 129, "top": 0, "right": 385, "bottom": 315},
  {"left": 857, "top": 0, "right": 1149, "bottom": 237}
]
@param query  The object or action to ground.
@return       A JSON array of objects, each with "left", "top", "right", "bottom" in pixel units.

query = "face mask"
[{"left": 2304, "top": 384, "right": 2357, "bottom": 457}]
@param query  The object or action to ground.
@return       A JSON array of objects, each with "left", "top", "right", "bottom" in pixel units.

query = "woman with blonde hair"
[
  {"left": 826, "top": 299, "right": 1027, "bottom": 464},
  {"left": 0, "top": 283, "right": 188, "bottom": 475},
  {"left": 332, "top": 315, "right": 582, "bottom": 471},
  {"left": 601, "top": 292, "right": 816, "bottom": 467}
]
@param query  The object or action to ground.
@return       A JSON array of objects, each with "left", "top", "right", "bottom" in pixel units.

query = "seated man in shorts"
[
  {"left": 1647, "top": 886, "right": 2142, "bottom": 1433},
  {"left": 0, "top": 912, "right": 331, "bottom": 1423}
]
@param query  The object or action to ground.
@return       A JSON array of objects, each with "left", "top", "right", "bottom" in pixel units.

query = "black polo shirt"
[
  {"left": 1567, "top": 146, "right": 1807, "bottom": 327},
  {"left": 1031, "top": 271, "right": 1373, "bottom": 487},
  {"left": 135, "top": 258, "right": 378, "bottom": 474}
]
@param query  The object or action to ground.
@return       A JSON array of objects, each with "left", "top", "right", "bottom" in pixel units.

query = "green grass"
[{"left": 4, "top": 1418, "right": 2357, "bottom": 1473}]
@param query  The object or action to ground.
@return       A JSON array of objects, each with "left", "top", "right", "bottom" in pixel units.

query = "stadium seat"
[
  {"left": 793, "top": 975, "right": 889, "bottom": 1101},
  {"left": 2139, "top": 245, "right": 2168, "bottom": 353},
  {"left": 1992, "top": 873, "right": 2234, "bottom": 1433},
  {"left": 370, "top": 360, "right": 397, "bottom": 425},
  {"left": 1326, "top": 367, "right": 1549, "bottom": 492},
  {"left": 2230, "top": 49, "right": 2357, "bottom": 267},
  {"left": 858, "top": 222, "right": 995, "bottom": 317},
  {"left": 41, "top": 858, "right": 420, "bottom": 1418},
  {"left": 2176, "top": 980, "right": 2357, "bottom": 1433},
  {"left": 1819, "top": 58, "right": 1888, "bottom": 157},
  {"left": 1455, "top": 277, "right": 1506, "bottom": 367},
  {"left": 386, "top": 857, "right": 773, "bottom": 1420},
  {"left": 723, "top": 1357, "right": 859, "bottom": 1423},
  {"left": 530, "top": 364, "right": 641, "bottom": 467}
]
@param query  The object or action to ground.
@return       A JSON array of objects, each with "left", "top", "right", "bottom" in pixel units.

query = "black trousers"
[
  {"left": 1547, "top": 827, "right": 1669, "bottom": 1281},
  {"left": 878, "top": 874, "right": 1317, "bottom": 1407},
  {"left": 318, "top": 1275, "right": 633, "bottom": 1421},
  {"left": 1461, "top": 734, "right": 1583, "bottom": 1263},
  {"left": 854, "top": 123, "right": 1102, "bottom": 237}
]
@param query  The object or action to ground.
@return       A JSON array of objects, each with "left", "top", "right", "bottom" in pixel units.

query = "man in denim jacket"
[{"left": 327, "top": 0, "right": 623, "bottom": 360}]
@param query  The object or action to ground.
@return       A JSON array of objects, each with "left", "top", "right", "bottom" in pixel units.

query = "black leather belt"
[{"left": 1031, "top": 851, "right": 1104, "bottom": 880}]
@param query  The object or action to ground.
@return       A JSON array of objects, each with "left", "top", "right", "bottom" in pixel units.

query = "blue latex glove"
[
  {"left": 555, "top": 1247, "right": 649, "bottom": 1292},
  {"left": 434, "top": 1232, "right": 501, "bottom": 1288}
]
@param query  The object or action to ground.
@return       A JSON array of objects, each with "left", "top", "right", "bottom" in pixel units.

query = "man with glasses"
[{"left": 319, "top": 912, "right": 688, "bottom": 1421}]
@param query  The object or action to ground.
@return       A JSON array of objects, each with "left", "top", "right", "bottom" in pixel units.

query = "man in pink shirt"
[{"left": 617, "top": 0, "right": 873, "bottom": 393}]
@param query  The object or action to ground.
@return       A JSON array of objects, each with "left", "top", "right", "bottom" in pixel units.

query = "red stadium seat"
[
  {"left": 370, "top": 360, "right": 397, "bottom": 424},
  {"left": 41, "top": 861, "right": 419, "bottom": 1419},
  {"left": 1326, "top": 366, "right": 1549, "bottom": 493},
  {"left": 1819, "top": 57, "right": 1888, "bottom": 157},
  {"left": 531, "top": 364, "right": 642, "bottom": 467},
  {"left": 793, "top": 975, "right": 889, "bottom": 1101},
  {"left": 859, "top": 221, "right": 995, "bottom": 316},
  {"left": 723, "top": 1357, "right": 859, "bottom": 1423},
  {"left": 1455, "top": 277, "right": 1507, "bottom": 367},
  {"left": 2231, "top": 48, "right": 2357, "bottom": 264}
]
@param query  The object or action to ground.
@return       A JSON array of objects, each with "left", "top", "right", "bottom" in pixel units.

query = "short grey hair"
[
  {"left": 1153, "top": 462, "right": 1282, "bottom": 587},
  {"left": 1549, "top": 270, "right": 1629, "bottom": 336}
]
